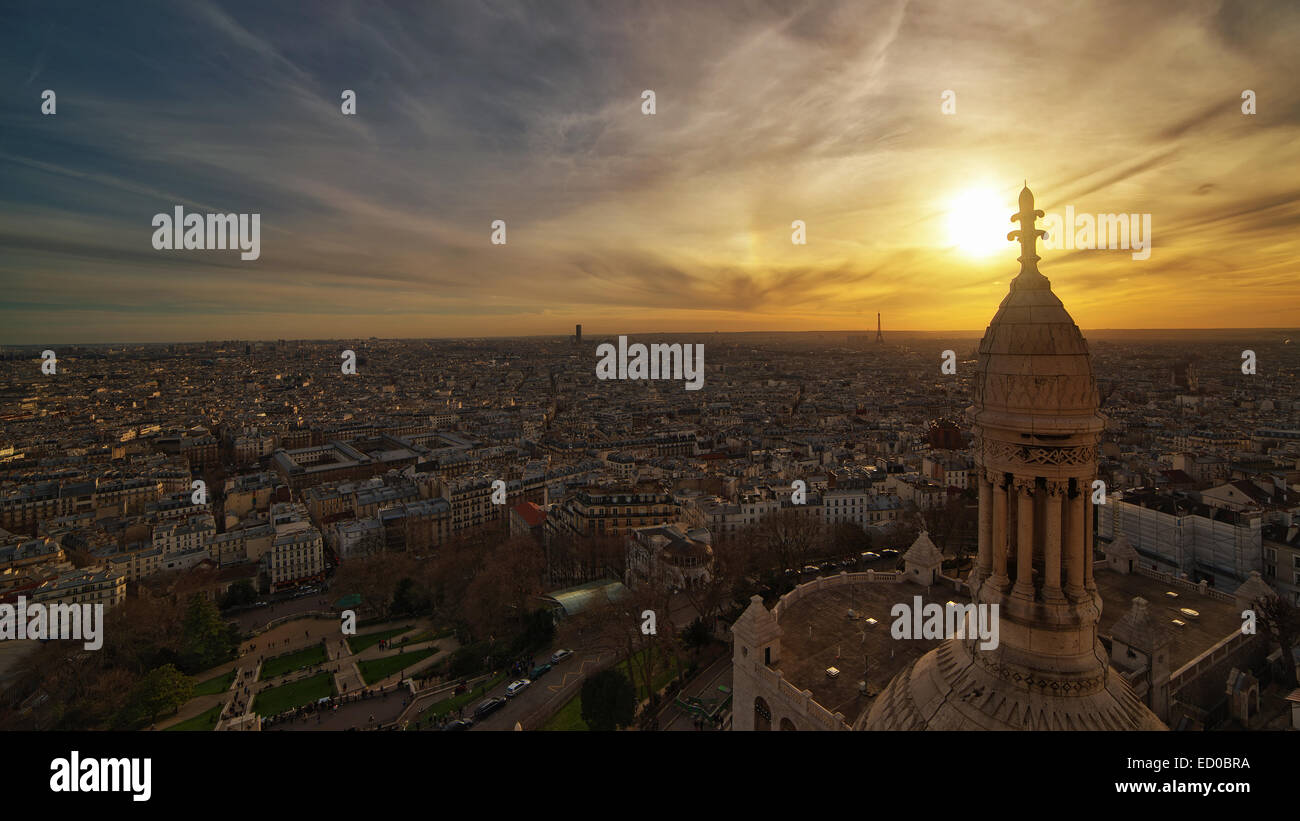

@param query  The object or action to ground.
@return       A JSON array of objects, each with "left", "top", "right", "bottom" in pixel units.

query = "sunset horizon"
[{"left": 5, "top": 1, "right": 1300, "bottom": 343}]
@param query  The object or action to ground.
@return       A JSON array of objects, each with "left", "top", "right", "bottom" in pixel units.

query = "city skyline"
[{"left": 4, "top": 0, "right": 1300, "bottom": 343}]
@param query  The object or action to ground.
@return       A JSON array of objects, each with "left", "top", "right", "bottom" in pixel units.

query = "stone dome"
[
  {"left": 970, "top": 271, "right": 1102, "bottom": 437},
  {"left": 970, "top": 185, "right": 1102, "bottom": 439}
]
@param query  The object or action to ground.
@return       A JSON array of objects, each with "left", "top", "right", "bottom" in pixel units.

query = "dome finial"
[{"left": 1008, "top": 182, "right": 1048, "bottom": 282}]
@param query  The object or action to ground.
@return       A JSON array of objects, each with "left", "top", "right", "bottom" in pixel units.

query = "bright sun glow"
[{"left": 946, "top": 188, "right": 1010, "bottom": 257}]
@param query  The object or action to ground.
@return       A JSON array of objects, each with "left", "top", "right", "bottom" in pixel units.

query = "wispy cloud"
[{"left": 0, "top": 0, "right": 1297, "bottom": 342}]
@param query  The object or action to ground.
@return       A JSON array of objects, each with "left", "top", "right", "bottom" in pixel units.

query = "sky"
[{"left": 1, "top": 0, "right": 1298, "bottom": 343}]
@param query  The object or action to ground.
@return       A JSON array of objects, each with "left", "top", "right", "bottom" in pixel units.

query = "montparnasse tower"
[{"left": 863, "top": 185, "right": 1165, "bottom": 730}]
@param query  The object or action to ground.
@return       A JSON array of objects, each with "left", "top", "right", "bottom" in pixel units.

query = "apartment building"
[
  {"left": 548, "top": 483, "right": 680, "bottom": 540},
  {"left": 151, "top": 513, "right": 216, "bottom": 555},
  {"left": 1098, "top": 489, "right": 1263, "bottom": 589},
  {"left": 266, "top": 529, "right": 325, "bottom": 591},
  {"left": 625, "top": 523, "right": 713, "bottom": 591},
  {"left": 30, "top": 567, "right": 126, "bottom": 609}
]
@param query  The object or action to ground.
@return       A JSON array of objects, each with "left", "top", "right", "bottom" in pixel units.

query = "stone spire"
[{"left": 1007, "top": 184, "right": 1050, "bottom": 286}]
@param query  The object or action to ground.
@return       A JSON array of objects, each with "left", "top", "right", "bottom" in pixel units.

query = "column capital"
[{"left": 1010, "top": 476, "right": 1037, "bottom": 496}]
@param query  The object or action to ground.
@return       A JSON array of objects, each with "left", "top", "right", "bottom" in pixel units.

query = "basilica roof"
[{"left": 970, "top": 186, "right": 1102, "bottom": 437}]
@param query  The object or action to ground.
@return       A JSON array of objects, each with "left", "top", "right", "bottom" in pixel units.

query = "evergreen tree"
[{"left": 581, "top": 668, "right": 635, "bottom": 731}]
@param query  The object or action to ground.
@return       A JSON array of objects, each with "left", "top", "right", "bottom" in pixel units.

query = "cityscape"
[
  {"left": 2, "top": 307, "right": 1297, "bottom": 735},
  {"left": 2, "top": 0, "right": 1298, "bottom": 805}
]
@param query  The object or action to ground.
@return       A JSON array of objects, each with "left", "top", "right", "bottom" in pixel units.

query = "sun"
[{"left": 945, "top": 188, "right": 1009, "bottom": 257}]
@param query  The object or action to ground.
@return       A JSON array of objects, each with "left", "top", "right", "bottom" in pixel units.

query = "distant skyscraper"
[
  {"left": 575, "top": 324, "right": 582, "bottom": 344},
  {"left": 875, "top": 313, "right": 883, "bottom": 343}
]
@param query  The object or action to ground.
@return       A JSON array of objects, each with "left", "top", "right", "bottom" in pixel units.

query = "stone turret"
[
  {"left": 731, "top": 595, "right": 783, "bottom": 731},
  {"left": 864, "top": 186, "right": 1165, "bottom": 731},
  {"left": 903, "top": 530, "right": 944, "bottom": 587}
]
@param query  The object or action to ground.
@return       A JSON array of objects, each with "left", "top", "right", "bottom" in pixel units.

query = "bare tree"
[
  {"left": 680, "top": 537, "right": 742, "bottom": 633},
  {"left": 1256, "top": 593, "right": 1300, "bottom": 688},
  {"left": 754, "top": 507, "right": 825, "bottom": 569},
  {"left": 616, "top": 580, "right": 679, "bottom": 729}
]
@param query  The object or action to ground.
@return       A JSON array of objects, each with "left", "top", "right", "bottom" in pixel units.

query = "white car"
[
  {"left": 505, "top": 679, "right": 531, "bottom": 698},
  {"left": 549, "top": 649, "right": 574, "bottom": 664}
]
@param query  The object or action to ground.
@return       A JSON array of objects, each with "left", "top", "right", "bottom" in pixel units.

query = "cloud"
[{"left": 0, "top": 0, "right": 1297, "bottom": 341}]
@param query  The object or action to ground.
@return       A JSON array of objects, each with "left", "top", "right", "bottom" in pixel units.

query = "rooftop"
[
  {"left": 770, "top": 578, "right": 970, "bottom": 726},
  {"left": 1094, "top": 568, "right": 1242, "bottom": 671}
]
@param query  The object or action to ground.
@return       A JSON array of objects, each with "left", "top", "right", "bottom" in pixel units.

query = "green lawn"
[
  {"left": 540, "top": 649, "right": 683, "bottom": 732},
  {"left": 357, "top": 647, "right": 438, "bottom": 686},
  {"left": 345, "top": 624, "right": 414, "bottom": 655},
  {"left": 408, "top": 673, "right": 506, "bottom": 728},
  {"left": 613, "top": 647, "right": 683, "bottom": 700},
  {"left": 253, "top": 672, "right": 335, "bottom": 716},
  {"left": 165, "top": 704, "right": 223, "bottom": 732},
  {"left": 191, "top": 670, "right": 235, "bottom": 696},
  {"left": 259, "top": 645, "right": 327, "bottom": 680},
  {"left": 541, "top": 692, "right": 588, "bottom": 731},
  {"left": 402, "top": 627, "right": 453, "bottom": 645}
]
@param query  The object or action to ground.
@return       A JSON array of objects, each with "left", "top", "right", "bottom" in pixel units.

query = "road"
[
  {"left": 656, "top": 652, "right": 733, "bottom": 731},
  {"left": 465, "top": 643, "right": 617, "bottom": 731}
]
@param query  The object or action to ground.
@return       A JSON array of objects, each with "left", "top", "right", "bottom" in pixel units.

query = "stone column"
[
  {"left": 1065, "top": 486, "right": 1086, "bottom": 599},
  {"left": 976, "top": 472, "right": 992, "bottom": 581},
  {"left": 990, "top": 477, "right": 1009, "bottom": 589},
  {"left": 1012, "top": 478, "right": 1036, "bottom": 600},
  {"left": 1043, "top": 481, "right": 1066, "bottom": 602},
  {"left": 1084, "top": 482, "right": 1097, "bottom": 591}
]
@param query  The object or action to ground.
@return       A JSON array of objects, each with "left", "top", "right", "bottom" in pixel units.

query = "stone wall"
[{"left": 734, "top": 570, "right": 902, "bottom": 731}]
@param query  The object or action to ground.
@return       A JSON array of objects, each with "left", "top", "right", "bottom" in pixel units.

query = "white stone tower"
[{"left": 863, "top": 186, "right": 1166, "bottom": 730}]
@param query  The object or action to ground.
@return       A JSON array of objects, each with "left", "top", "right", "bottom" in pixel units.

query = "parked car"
[
  {"left": 473, "top": 697, "right": 506, "bottom": 719},
  {"left": 505, "top": 679, "right": 531, "bottom": 698},
  {"left": 530, "top": 663, "right": 552, "bottom": 680},
  {"left": 860, "top": 551, "right": 880, "bottom": 560},
  {"left": 802, "top": 564, "right": 820, "bottom": 574},
  {"left": 881, "top": 548, "right": 899, "bottom": 557},
  {"left": 443, "top": 719, "right": 473, "bottom": 731},
  {"left": 550, "top": 649, "right": 574, "bottom": 664}
]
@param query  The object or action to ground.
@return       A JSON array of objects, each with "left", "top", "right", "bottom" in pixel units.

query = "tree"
[
  {"left": 219, "top": 579, "right": 257, "bottom": 610},
  {"left": 391, "top": 576, "right": 430, "bottom": 616},
  {"left": 920, "top": 490, "right": 978, "bottom": 561},
  {"left": 682, "top": 618, "right": 711, "bottom": 654},
  {"left": 754, "top": 507, "right": 824, "bottom": 570},
  {"left": 617, "top": 580, "right": 680, "bottom": 725},
  {"left": 831, "top": 521, "right": 870, "bottom": 556},
  {"left": 115, "top": 664, "right": 193, "bottom": 728},
  {"left": 581, "top": 668, "right": 636, "bottom": 731},
  {"left": 463, "top": 536, "right": 546, "bottom": 640},
  {"left": 512, "top": 608, "right": 556, "bottom": 654},
  {"left": 179, "top": 595, "right": 238, "bottom": 674},
  {"left": 1256, "top": 593, "right": 1300, "bottom": 688}
]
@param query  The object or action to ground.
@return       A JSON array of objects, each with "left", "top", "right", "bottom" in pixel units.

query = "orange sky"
[{"left": 3, "top": 1, "right": 1299, "bottom": 343}]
